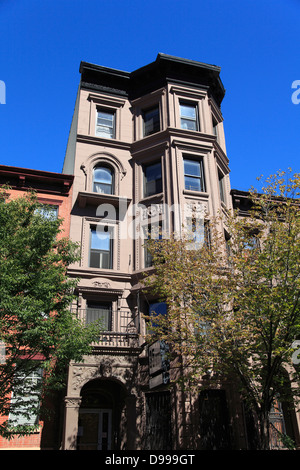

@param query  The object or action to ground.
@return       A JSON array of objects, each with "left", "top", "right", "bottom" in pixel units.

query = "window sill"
[
  {"left": 139, "top": 192, "right": 164, "bottom": 205},
  {"left": 183, "top": 189, "right": 209, "bottom": 198}
]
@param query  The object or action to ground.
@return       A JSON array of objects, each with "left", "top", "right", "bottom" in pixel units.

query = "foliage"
[
  {"left": 143, "top": 170, "right": 300, "bottom": 449},
  {"left": 0, "top": 189, "right": 102, "bottom": 438}
]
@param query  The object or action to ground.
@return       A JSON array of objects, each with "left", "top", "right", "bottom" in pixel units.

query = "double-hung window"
[
  {"left": 93, "top": 166, "right": 114, "bottom": 194},
  {"left": 143, "top": 106, "right": 160, "bottom": 136},
  {"left": 183, "top": 157, "right": 205, "bottom": 192},
  {"left": 144, "top": 161, "right": 162, "bottom": 198},
  {"left": 180, "top": 102, "right": 199, "bottom": 131},
  {"left": 9, "top": 368, "right": 43, "bottom": 427},
  {"left": 96, "top": 109, "right": 115, "bottom": 139},
  {"left": 89, "top": 226, "right": 113, "bottom": 269}
]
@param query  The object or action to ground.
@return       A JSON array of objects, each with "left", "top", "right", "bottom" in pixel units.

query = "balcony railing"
[{"left": 72, "top": 308, "right": 140, "bottom": 350}]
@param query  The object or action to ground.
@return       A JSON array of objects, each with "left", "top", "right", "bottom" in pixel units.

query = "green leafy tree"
[
  {"left": 143, "top": 170, "right": 300, "bottom": 450},
  {"left": 0, "top": 189, "right": 102, "bottom": 438}
]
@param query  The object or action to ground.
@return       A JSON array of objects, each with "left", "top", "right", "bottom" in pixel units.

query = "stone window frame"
[
  {"left": 85, "top": 152, "right": 127, "bottom": 197},
  {"left": 81, "top": 217, "right": 120, "bottom": 272},
  {"left": 87, "top": 93, "right": 126, "bottom": 141},
  {"left": 131, "top": 88, "right": 166, "bottom": 141},
  {"left": 169, "top": 85, "right": 207, "bottom": 133}
]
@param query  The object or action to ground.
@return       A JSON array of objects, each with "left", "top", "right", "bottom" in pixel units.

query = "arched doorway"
[{"left": 77, "top": 379, "right": 126, "bottom": 450}]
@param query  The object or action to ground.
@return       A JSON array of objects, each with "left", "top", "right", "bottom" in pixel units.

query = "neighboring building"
[
  {"left": 0, "top": 165, "right": 73, "bottom": 450},
  {"left": 61, "top": 54, "right": 239, "bottom": 450}
]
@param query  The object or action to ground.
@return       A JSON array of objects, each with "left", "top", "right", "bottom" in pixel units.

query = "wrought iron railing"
[{"left": 72, "top": 308, "right": 140, "bottom": 349}]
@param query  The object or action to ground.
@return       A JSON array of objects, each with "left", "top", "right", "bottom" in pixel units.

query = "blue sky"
[{"left": 0, "top": 0, "right": 299, "bottom": 191}]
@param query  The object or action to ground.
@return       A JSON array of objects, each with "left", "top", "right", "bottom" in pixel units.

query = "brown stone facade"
[{"left": 60, "top": 54, "right": 251, "bottom": 451}]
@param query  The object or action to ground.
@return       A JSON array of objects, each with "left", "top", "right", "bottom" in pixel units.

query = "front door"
[{"left": 78, "top": 409, "right": 112, "bottom": 450}]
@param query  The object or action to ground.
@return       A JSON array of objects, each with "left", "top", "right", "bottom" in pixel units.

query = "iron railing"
[{"left": 72, "top": 308, "right": 140, "bottom": 349}]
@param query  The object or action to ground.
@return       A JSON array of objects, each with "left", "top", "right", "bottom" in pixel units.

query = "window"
[
  {"left": 144, "top": 239, "right": 153, "bottom": 268},
  {"left": 148, "top": 302, "right": 167, "bottom": 331},
  {"left": 183, "top": 158, "right": 205, "bottom": 192},
  {"left": 96, "top": 109, "right": 115, "bottom": 139},
  {"left": 9, "top": 368, "right": 43, "bottom": 427},
  {"left": 218, "top": 171, "right": 225, "bottom": 203},
  {"left": 143, "top": 106, "right": 160, "bottom": 136},
  {"left": 86, "top": 302, "right": 112, "bottom": 330},
  {"left": 89, "top": 226, "right": 112, "bottom": 269},
  {"left": 93, "top": 166, "right": 114, "bottom": 194},
  {"left": 143, "top": 222, "right": 162, "bottom": 267},
  {"left": 180, "top": 102, "right": 199, "bottom": 131},
  {"left": 35, "top": 204, "right": 58, "bottom": 219},
  {"left": 212, "top": 116, "right": 218, "bottom": 139},
  {"left": 144, "top": 161, "right": 162, "bottom": 198}
]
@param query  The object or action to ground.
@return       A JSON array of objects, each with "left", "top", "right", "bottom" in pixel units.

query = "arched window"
[{"left": 93, "top": 166, "right": 114, "bottom": 194}]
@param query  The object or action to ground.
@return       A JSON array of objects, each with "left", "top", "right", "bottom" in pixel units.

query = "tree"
[
  {"left": 0, "top": 189, "right": 102, "bottom": 438},
  {"left": 143, "top": 170, "right": 300, "bottom": 450}
]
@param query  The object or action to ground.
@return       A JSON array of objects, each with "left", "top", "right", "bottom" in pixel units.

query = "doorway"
[
  {"left": 199, "top": 389, "right": 231, "bottom": 449},
  {"left": 78, "top": 409, "right": 112, "bottom": 450},
  {"left": 77, "top": 378, "right": 126, "bottom": 450}
]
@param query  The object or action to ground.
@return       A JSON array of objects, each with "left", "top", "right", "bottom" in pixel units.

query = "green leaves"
[
  {"left": 0, "top": 189, "right": 102, "bottom": 437},
  {"left": 143, "top": 170, "right": 300, "bottom": 449}
]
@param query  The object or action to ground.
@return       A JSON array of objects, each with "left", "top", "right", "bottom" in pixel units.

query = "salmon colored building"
[{"left": 0, "top": 165, "right": 73, "bottom": 450}]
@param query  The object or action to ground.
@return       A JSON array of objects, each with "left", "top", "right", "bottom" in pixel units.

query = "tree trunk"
[{"left": 258, "top": 411, "right": 270, "bottom": 450}]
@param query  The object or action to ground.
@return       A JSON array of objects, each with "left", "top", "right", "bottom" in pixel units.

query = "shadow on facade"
[{"left": 76, "top": 378, "right": 129, "bottom": 450}]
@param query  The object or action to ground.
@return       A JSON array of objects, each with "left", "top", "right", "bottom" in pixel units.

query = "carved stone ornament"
[
  {"left": 92, "top": 281, "right": 111, "bottom": 288},
  {"left": 141, "top": 203, "right": 163, "bottom": 220},
  {"left": 185, "top": 201, "right": 207, "bottom": 218},
  {"left": 64, "top": 397, "right": 82, "bottom": 408},
  {"left": 70, "top": 356, "right": 136, "bottom": 395}
]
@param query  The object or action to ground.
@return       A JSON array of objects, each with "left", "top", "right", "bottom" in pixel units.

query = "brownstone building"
[
  {"left": 60, "top": 53, "right": 251, "bottom": 450},
  {"left": 1, "top": 54, "right": 299, "bottom": 450}
]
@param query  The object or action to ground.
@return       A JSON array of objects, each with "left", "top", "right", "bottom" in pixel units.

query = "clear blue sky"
[{"left": 0, "top": 0, "right": 299, "bottom": 191}]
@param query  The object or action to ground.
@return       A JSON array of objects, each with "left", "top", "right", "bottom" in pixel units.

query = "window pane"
[
  {"left": 146, "top": 162, "right": 161, "bottom": 180},
  {"left": 35, "top": 205, "right": 58, "bottom": 219},
  {"left": 181, "top": 118, "right": 197, "bottom": 131},
  {"left": 94, "top": 182, "right": 112, "bottom": 194},
  {"left": 97, "top": 111, "right": 114, "bottom": 129},
  {"left": 94, "top": 168, "right": 112, "bottom": 184},
  {"left": 144, "top": 162, "right": 162, "bottom": 197},
  {"left": 184, "top": 176, "right": 201, "bottom": 192},
  {"left": 149, "top": 302, "right": 167, "bottom": 316},
  {"left": 91, "top": 229, "right": 110, "bottom": 251},
  {"left": 180, "top": 104, "right": 196, "bottom": 118},
  {"left": 99, "top": 251, "right": 110, "bottom": 269},
  {"left": 96, "top": 126, "right": 114, "bottom": 138},
  {"left": 219, "top": 175, "right": 225, "bottom": 202},
  {"left": 90, "top": 228, "right": 112, "bottom": 269},
  {"left": 184, "top": 159, "right": 201, "bottom": 177},
  {"left": 144, "top": 107, "right": 160, "bottom": 136}
]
